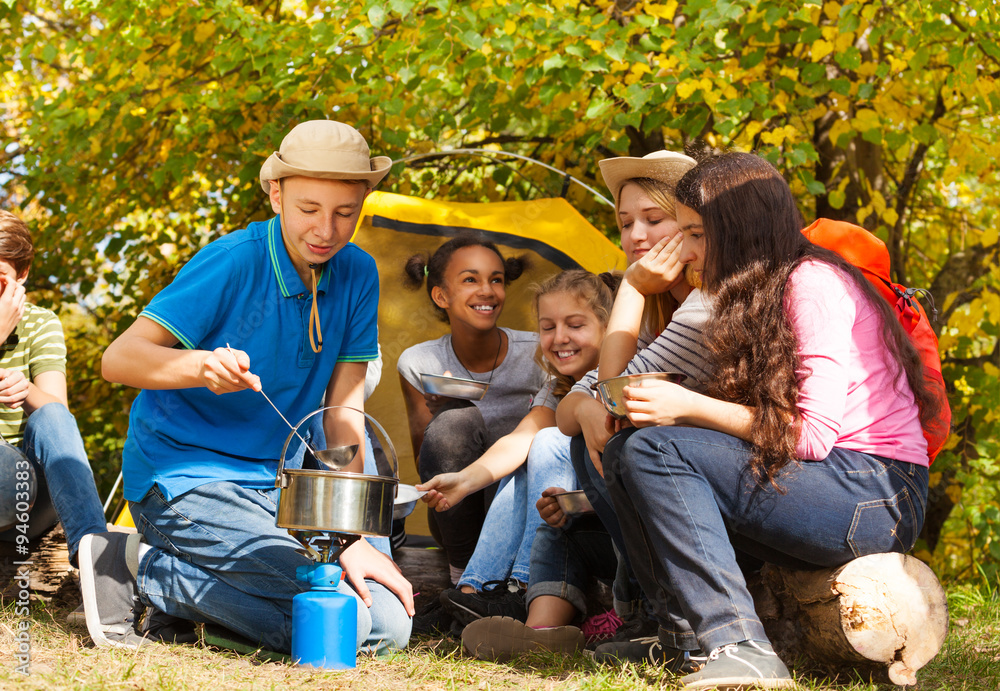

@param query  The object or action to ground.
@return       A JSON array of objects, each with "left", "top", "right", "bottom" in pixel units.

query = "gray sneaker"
[
  {"left": 78, "top": 532, "right": 151, "bottom": 649},
  {"left": 462, "top": 616, "right": 584, "bottom": 661},
  {"left": 681, "top": 640, "right": 796, "bottom": 690}
]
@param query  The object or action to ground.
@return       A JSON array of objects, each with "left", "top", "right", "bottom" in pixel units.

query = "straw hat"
[
  {"left": 259, "top": 120, "right": 392, "bottom": 192},
  {"left": 598, "top": 150, "right": 697, "bottom": 207}
]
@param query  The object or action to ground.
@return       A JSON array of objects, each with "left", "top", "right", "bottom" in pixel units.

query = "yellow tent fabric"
[{"left": 352, "top": 191, "right": 625, "bottom": 536}]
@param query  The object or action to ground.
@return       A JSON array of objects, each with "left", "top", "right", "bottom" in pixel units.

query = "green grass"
[{"left": 1, "top": 582, "right": 998, "bottom": 690}]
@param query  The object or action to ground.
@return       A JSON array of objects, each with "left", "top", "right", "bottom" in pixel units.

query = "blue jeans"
[
  {"left": 604, "top": 425, "right": 929, "bottom": 653},
  {"left": 131, "top": 481, "right": 411, "bottom": 655},
  {"left": 0, "top": 403, "right": 106, "bottom": 563},
  {"left": 526, "top": 515, "right": 616, "bottom": 617},
  {"left": 419, "top": 401, "right": 519, "bottom": 569},
  {"left": 459, "top": 427, "right": 577, "bottom": 588},
  {"left": 569, "top": 433, "right": 642, "bottom": 615}
]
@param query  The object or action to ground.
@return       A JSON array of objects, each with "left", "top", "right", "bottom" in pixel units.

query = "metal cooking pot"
[{"left": 275, "top": 407, "right": 398, "bottom": 537}]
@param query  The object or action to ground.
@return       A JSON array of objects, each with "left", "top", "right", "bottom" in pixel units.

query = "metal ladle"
[{"left": 226, "top": 344, "right": 360, "bottom": 470}]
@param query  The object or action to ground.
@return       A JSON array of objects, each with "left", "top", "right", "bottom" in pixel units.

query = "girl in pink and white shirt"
[{"left": 601, "top": 153, "right": 938, "bottom": 690}]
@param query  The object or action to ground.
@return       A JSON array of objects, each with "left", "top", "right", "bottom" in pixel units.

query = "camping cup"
[
  {"left": 591, "top": 372, "right": 687, "bottom": 420},
  {"left": 275, "top": 407, "right": 398, "bottom": 537}
]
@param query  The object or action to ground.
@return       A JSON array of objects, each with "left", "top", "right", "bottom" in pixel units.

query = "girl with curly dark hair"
[{"left": 603, "top": 152, "right": 936, "bottom": 690}]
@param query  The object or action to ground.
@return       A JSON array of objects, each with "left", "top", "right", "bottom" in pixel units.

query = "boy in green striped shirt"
[{"left": 0, "top": 210, "right": 106, "bottom": 565}]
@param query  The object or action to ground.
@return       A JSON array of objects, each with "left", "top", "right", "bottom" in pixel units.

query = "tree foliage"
[{"left": 1, "top": 0, "right": 997, "bottom": 580}]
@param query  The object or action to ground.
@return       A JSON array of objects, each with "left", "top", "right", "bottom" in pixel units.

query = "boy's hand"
[
  {"left": 418, "top": 472, "right": 473, "bottom": 512},
  {"left": 536, "top": 487, "right": 569, "bottom": 528},
  {"left": 339, "top": 538, "right": 415, "bottom": 616},
  {"left": 201, "top": 347, "right": 261, "bottom": 394},
  {"left": 0, "top": 277, "right": 26, "bottom": 344},
  {"left": 0, "top": 369, "right": 29, "bottom": 409},
  {"left": 624, "top": 234, "right": 684, "bottom": 296}
]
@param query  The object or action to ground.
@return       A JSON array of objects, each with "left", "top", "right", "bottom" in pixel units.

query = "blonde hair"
[
  {"left": 617, "top": 178, "right": 682, "bottom": 337},
  {"left": 531, "top": 270, "right": 615, "bottom": 398}
]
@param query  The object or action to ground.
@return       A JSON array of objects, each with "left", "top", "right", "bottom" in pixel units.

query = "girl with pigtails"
[{"left": 396, "top": 234, "right": 546, "bottom": 586}]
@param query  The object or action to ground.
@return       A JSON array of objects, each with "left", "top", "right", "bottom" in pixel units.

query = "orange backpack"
[{"left": 801, "top": 218, "right": 951, "bottom": 463}]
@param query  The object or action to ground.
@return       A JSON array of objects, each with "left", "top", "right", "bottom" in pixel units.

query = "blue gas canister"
[{"left": 291, "top": 563, "right": 357, "bottom": 669}]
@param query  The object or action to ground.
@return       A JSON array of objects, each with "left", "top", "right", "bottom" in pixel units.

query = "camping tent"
[{"left": 352, "top": 191, "right": 626, "bottom": 535}]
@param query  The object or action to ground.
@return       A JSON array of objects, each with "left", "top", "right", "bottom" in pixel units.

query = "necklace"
[{"left": 452, "top": 329, "right": 504, "bottom": 387}]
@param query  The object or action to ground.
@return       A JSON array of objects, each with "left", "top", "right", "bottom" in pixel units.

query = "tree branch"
[
  {"left": 890, "top": 87, "right": 948, "bottom": 286},
  {"left": 2, "top": 145, "right": 24, "bottom": 163},
  {"left": 945, "top": 339, "right": 1000, "bottom": 370}
]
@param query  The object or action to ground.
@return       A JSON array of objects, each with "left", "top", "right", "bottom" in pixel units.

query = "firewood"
[{"left": 752, "top": 553, "right": 948, "bottom": 686}]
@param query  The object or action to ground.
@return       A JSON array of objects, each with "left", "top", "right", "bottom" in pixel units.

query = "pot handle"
[{"left": 275, "top": 406, "right": 398, "bottom": 487}]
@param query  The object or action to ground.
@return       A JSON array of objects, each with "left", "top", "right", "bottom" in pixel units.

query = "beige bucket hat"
[
  {"left": 598, "top": 150, "right": 697, "bottom": 207},
  {"left": 259, "top": 120, "right": 392, "bottom": 192}
]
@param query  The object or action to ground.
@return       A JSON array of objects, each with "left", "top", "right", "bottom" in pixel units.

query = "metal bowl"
[
  {"left": 421, "top": 373, "right": 489, "bottom": 401},
  {"left": 393, "top": 484, "right": 427, "bottom": 521},
  {"left": 592, "top": 371, "right": 687, "bottom": 419},
  {"left": 554, "top": 490, "right": 595, "bottom": 516}
]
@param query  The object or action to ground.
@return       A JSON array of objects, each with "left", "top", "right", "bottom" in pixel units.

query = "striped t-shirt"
[{"left": 0, "top": 303, "right": 67, "bottom": 445}]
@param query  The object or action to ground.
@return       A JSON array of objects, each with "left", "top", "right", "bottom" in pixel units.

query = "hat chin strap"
[
  {"left": 278, "top": 202, "right": 324, "bottom": 354},
  {"left": 307, "top": 264, "right": 323, "bottom": 354}
]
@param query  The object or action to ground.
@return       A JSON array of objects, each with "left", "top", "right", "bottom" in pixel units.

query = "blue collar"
[{"left": 266, "top": 215, "right": 330, "bottom": 298}]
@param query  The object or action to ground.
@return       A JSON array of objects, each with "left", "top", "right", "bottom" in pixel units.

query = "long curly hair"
[{"left": 674, "top": 153, "right": 938, "bottom": 485}]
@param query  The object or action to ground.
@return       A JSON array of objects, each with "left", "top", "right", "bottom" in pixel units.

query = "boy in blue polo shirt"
[{"left": 80, "top": 121, "right": 414, "bottom": 652}]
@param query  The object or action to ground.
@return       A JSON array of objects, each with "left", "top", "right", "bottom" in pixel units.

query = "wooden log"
[
  {"left": 0, "top": 524, "right": 72, "bottom": 601},
  {"left": 752, "top": 553, "right": 948, "bottom": 686}
]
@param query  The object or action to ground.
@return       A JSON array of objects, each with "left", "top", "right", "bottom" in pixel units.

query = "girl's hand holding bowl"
[{"left": 622, "top": 379, "right": 694, "bottom": 428}]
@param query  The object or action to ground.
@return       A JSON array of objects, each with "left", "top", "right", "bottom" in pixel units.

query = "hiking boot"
[
  {"left": 440, "top": 579, "right": 527, "bottom": 629},
  {"left": 137, "top": 605, "right": 199, "bottom": 644},
  {"left": 78, "top": 531, "right": 151, "bottom": 648},
  {"left": 462, "top": 616, "right": 584, "bottom": 661},
  {"left": 681, "top": 640, "right": 795, "bottom": 690}
]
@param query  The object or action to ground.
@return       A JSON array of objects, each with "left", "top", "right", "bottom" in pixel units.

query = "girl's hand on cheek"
[
  {"left": 622, "top": 381, "right": 692, "bottom": 427},
  {"left": 625, "top": 234, "right": 683, "bottom": 296}
]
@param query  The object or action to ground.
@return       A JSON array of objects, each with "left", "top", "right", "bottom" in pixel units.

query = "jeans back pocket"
[{"left": 847, "top": 487, "right": 918, "bottom": 558}]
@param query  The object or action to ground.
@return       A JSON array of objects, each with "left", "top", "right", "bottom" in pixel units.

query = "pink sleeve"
[{"left": 786, "top": 263, "right": 856, "bottom": 460}]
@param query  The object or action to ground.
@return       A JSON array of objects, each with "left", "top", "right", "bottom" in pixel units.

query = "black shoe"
[
  {"left": 78, "top": 532, "right": 151, "bottom": 649},
  {"left": 439, "top": 579, "right": 527, "bottom": 629},
  {"left": 390, "top": 518, "right": 407, "bottom": 552},
  {"left": 594, "top": 635, "right": 707, "bottom": 672},
  {"left": 137, "top": 605, "right": 199, "bottom": 644},
  {"left": 411, "top": 596, "right": 455, "bottom": 637}
]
